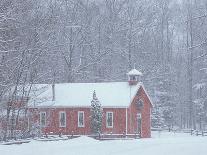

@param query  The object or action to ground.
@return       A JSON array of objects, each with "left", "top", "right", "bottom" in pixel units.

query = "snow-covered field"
[{"left": 1, "top": 132, "right": 207, "bottom": 155}]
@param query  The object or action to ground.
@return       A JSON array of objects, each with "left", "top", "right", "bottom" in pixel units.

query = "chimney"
[{"left": 52, "top": 83, "right": 55, "bottom": 101}]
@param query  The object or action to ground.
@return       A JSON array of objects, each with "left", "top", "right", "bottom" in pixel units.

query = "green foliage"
[{"left": 90, "top": 91, "right": 103, "bottom": 134}]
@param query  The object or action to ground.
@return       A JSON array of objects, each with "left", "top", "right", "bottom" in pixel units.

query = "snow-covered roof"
[
  {"left": 28, "top": 82, "right": 149, "bottom": 108},
  {"left": 127, "top": 69, "right": 143, "bottom": 76}
]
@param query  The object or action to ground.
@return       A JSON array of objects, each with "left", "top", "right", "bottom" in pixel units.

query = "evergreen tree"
[
  {"left": 151, "top": 108, "right": 164, "bottom": 129},
  {"left": 90, "top": 91, "right": 103, "bottom": 134}
]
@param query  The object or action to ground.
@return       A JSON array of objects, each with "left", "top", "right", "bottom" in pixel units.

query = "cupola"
[{"left": 127, "top": 69, "right": 143, "bottom": 85}]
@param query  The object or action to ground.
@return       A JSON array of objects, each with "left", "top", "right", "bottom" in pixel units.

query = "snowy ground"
[{"left": 1, "top": 131, "right": 207, "bottom": 155}]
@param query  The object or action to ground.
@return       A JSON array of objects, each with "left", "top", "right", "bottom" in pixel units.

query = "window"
[
  {"left": 130, "top": 76, "right": 136, "bottom": 81},
  {"left": 137, "top": 113, "right": 142, "bottom": 119},
  {"left": 137, "top": 113, "right": 142, "bottom": 137},
  {"left": 106, "top": 112, "right": 113, "bottom": 128},
  {"left": 136, "top": 99, "right": 144, "bottom": 110},
  {"left": 78, "top": 111, "right": 84, "bottom": 127},
  {"left": 59, "top": 111, "right": 66, "bottom": 127},
  {"left": 40, "top": 112, "right": 46, "bottom": 127}
]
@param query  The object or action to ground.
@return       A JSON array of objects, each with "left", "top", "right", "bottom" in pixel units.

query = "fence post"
[
  {"left": 59, "top": 131, "right": 62, "bottom": 137},
  {"left": 45, "top": 132, "right": 48, "bottom": 138},
  {"left": 71, "top": 131, "right": 74, "bottom": 139},
  {"left": 123, "top": 131, "right": 126, "bottom": 138},
  {"left": 191, "top": 129, "right": 193, "bottom": 135},
  {"left": 98, "top": 132, "right": 101, "bottom": 140},
  {"left": 134, "top": 132, "right": 137, "bottom": 139}
]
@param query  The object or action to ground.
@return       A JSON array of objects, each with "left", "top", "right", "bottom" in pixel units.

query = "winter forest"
[{"left": 1, "top": 0, "right": 207, "bottom": 140}]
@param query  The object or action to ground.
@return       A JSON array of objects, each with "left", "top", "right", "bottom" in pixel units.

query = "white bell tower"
[{"left": 127, "top": 69, "right": 143, "bottom": 85}]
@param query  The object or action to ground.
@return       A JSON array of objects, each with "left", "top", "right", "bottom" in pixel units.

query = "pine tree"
[
  {"left": 151, "top": 108, "right": 164, "bottom": 129},
  {"left": 151, "top": 98, "right": 165, "bottom": 129},
  {"left": 90, "top": 90, "right": 103, "bottom": 135}
]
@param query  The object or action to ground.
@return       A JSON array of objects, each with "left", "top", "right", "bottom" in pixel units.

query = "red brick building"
[{"left": 29, "top": 69, "right": 153, "bottom": 138}]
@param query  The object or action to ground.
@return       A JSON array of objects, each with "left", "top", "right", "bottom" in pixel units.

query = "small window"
[
  {"left": 106, "top": 112, "right": 113, "bottom": 128},
  {"left": 78, "top": 111, "right": 84, "bottom": 127},
  {"left": 130, "top": 76, "right": 136, "bottom": 81},
  {"left": 137, "top": 113, "right": 142, "bottom": 119},
  {"left": 136, "top": 99, "right": 144, "bottom": 110},
  {"left": 40, "top": 112, "right": 46, "bottom": 127},
  {"left": 59, "top": 111, "right": 66, "bottom": 127}
]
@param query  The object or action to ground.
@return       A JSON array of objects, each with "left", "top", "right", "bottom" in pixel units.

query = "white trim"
[
  {"left": 78, "top": 111, "right": 85, "bottom": 127},
  {"left": 106, "top": 112, "right": 113, "bottom": 128},
  {"left": 128, "top": 83, "right": 153, "bottom": 107},
  {"left": 40, "top": 112, "right": 46, "bottom": 127},
  {"left": 150, "top": 108, "right": 152, "bottom": 136},
  {"left": 59, "top": 111, "right": 66, "bottom": 127},
  {"left": 139, "top": 83, "right": 154, "bottom": 107},
  {"left": 125, "top": 108, "right": 128, "bottom": 134},
  {"left": 137, "top": 112, "right": 142, "bottom": 137},
  {"left": 137, "top": 113, "right": 142, "bottom": 119}
]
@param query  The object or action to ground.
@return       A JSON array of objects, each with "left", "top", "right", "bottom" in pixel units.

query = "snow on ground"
[{"left": 1, "top": 132, "right": 207, "bottom": 155}]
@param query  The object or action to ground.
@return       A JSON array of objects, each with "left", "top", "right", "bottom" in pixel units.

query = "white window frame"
[
  {"left": 106, "top": 112, "right": 113, "bottom": 128},
  {"left": 137, "top": 113, "right": 142, "bottom": 119},
  {"left": 40, "top": 112, "right": 46, "bottom": 127},
  {"left": 137, "top": 112, "right": 142, "bottom": 137},
  {"left": 59, "top": 111, "right": 66, "bottom": 127},
  {"left": 78, "top": 111, "right": 85, "bottom": 127}
]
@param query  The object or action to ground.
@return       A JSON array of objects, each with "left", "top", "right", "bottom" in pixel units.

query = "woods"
[{"left": 1, "top": 0, "right": 207, "bottom": 140}]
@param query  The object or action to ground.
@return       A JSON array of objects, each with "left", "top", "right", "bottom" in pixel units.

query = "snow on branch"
[
  {"left": 189, "top": 40, "right": 207, "bottom": 50},
  {"left": 193, "top": 83, "right": 206, "bottom": 90}
]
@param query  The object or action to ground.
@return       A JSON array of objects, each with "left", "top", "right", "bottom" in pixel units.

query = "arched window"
[{"left": 136, "top": 99, "right": 144, "bottom": 110}]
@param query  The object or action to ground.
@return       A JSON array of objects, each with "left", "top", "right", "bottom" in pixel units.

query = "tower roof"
[{"left": 127, "top": 69, "right": 143, "bottom": 76}]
